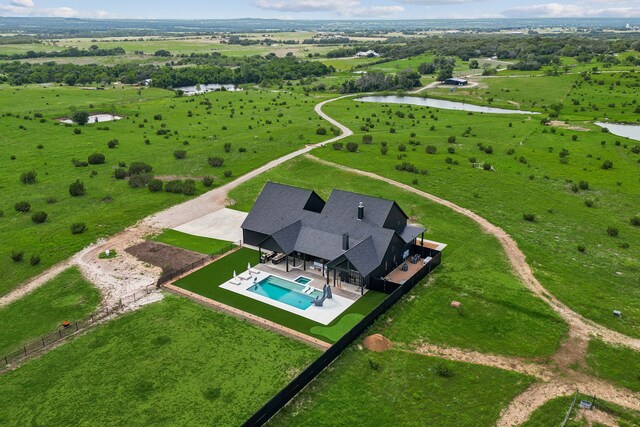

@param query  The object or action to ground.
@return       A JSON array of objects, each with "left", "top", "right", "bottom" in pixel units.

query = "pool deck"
[{"left": 219, "top": 267, "right": 356, "bottom": 325}]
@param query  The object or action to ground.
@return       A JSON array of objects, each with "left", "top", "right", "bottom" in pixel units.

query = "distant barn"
[
  {"left": 443, "top": 78, "right": 468, "bottom": 86},
  {"left": 355, "top": 50, "right": 380, "bottom": 58}
]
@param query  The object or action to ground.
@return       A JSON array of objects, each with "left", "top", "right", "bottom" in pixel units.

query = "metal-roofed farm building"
[{"left": 241, "top": 182, "right": 444, "bottom": 294}]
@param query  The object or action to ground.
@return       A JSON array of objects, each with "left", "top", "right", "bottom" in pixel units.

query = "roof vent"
[
  {"left": 357, "top": 202, "right": 364, "bottom": 221},
  {"left": 342, "top": 233, "right": 349, "bottom": 251}
]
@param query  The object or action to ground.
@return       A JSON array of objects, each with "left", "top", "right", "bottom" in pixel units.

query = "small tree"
[
  {"left": 128, "top": 162, "right": 153, "bottom": 175},
  {"left": 316, "top": 127, "right": 327, "bottom": 135},
  {"left": 631, "top": 215, "right": 640, "bottom": 227},
  {"left": 332, "top": 142, "right": 343, "bottom": 150},
  {"left": 14, "top": 201, "right": 31, "bottom": 213},
  {"left": 31, "top": 211, "right": 48, "bottom": 224},
  {"left": 362, "top": 134, "right": 373, "bottom": 144},
  {"left": 208, "top": 157, "right": 224, "bottom": 167},
  {"left": 426, "top": 145, "right": 437, "bottom": 154},
  {"left": 202, "top": 176, "right": 215, "bottom": 187},
  {"left": 224, "top": 143, "right": 232, "bottom": 153},
  {"left": 20, "top": 171, "right": 37, "bottom": 184},
  {"left": 148, "top": 179, "right": 163, "bottom": 192},
  {"left": 114, "top": 168, "right": 127, "bottom": 180},
  {"left": 88, "top": 153, "right": 105, "bottom": 164},
  {"left": 578, "top": 180, "right": 589, "bottom": 190},
  {"left": 182, "top": 179, "right": 196, "bottom": 195},
  {"left": 70, "top": 222, "right": 86, "bottom": 234},
  {"left": 607, "top": 226, "right": 619, "bottom": 237},
  {"left": 11, "top": 250, "right": 24, "bottom": 262},
  {"left": 381, "top": 146, "right": 388, "bottom": 155},
  {"left": 601, "top": 160, "right": 613, "bottom": 170},
  {"left": 30, "top": 254, "right": 41, "bottom": 266},
  {"left": 447, "top": 135, "right": 456, "bottom": 144},
  {"left": 72, "top": 111, "right": 90, "bottom": 125},
  {"left": 346, "top": 142, "right": 359, "bottom": 153},
  {"left": 69, "top": 180, "right": 86, "bottom": 197},
  {"left": 173, "top": 150, "right": 187, "bottom": 159},
  {"left": 107, "top": 139, "right": 119, "bottom": 149}
]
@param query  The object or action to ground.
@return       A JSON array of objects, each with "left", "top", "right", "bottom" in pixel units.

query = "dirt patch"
[
  {"left": 363, "top": 334, "right": 393, "bottom": 352},
  {"left": 547, "top": 121, "right": 590, "bottom": 132},
  {"left": 125, "top": 241, "right": 207, "bottom": 274},
  {"left": 155, "top": 175, "right": 204, "bottom": 181},
  {"left": 576, "top": 408, "right": 619, "bottom": 427}
]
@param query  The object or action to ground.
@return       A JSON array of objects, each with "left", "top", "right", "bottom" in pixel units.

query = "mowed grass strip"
[
  {"left": 151, "top": 229, "right": 234, "bottom": 255},
  {"left": 229, "top": 157, "right": 566, "bottom": 357},
  {"left": 0, "top": 295, "right": 320, "bottom": 427},
  {"left": 173, "top": 247, "right": 387, "bottom": 343},
  {"left": 585, "top": 340, "right": 640, "bottom": 392},
  {"left": 0, "top": 266, "right": 100, "bottom": 356},
  {"left": 271, "top": 348, "right": 534, "bottom": 427}
]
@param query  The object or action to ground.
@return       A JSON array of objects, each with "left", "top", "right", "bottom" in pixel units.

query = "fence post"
[
  {"left": 59, "top": 330, "right": 63, "bottom": 339},
  {"left": 42, "top": 337, "right": 46, "bottom": 347},
  {"left": 23, "top": 346, "right": 27, "bottom": 356}
]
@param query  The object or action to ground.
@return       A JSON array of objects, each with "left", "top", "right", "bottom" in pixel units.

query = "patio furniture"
[
  {"left": 238, "top": 272, "right": 251, "bottom": 281},
  {"left": 272, "top": 253, "right": 286, "bottom": 265}
]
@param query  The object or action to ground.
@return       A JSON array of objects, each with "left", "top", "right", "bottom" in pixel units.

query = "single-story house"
[
  {"left": 242, "top": 182, "right": 433, "bottom": 293},
  {"left": 355, "top": 50, "right": 380, "bottom": 58},
  {"left": 443, "top": 77, "right": 468, "bottom": 86}
]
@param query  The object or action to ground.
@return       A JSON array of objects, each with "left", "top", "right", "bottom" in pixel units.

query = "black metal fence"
[
  {"left": 242, "top": 249, "right": 442, "bottom": 426},
  {"left": 156, "top": 240, "right": 240, "bottom": 286},
  {"left": 1, "top": 284, "right": 157, "bottom": 370}
]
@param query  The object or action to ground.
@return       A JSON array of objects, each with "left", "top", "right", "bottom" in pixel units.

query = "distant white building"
[{"left": 355, "top": 50, "right": 380, "bottom": 58}]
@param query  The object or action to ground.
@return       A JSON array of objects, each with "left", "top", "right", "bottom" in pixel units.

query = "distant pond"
[
  {"left": 176, "top": 84, "right": 242, "bottom": 95},
  {"left": 357, "top": 95, "right": 539, "bottom": 115},
  {"left": 595, "top": 122, "right": 640, "bottom": 142},
  {"left": 59, "top": 114, "right": 122, "bottom": 124}
]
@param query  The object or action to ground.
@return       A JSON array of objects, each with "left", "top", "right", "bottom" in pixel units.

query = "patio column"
[
  {"left": 303, "top": 254, "right": 306, "bottom": 271},
  {"left": 286, "top": 254, "right": 289, "bottom": 272},
  {"left": 421, "top": 232, "right": 424, "bottom": 247},
  {"left": 258, "top": 246, "right": 262, "bottom": 263}
]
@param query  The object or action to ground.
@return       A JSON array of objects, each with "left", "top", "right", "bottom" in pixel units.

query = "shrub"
[
  {"left": 31, "top": 211, "right": 48, "bottom": 224},
  {"left": 129, "top": 173, "right": 153, "bottom": 188},
  {"left": 577, "top": 244, "right": 586, "bottom": 253},
  {"left": 88, "top": 153, "right": 105, "bottom": 165},
  {"left": 107, "top": 138, "right": 119, "bottom": 149},
  {"left": 484, "top": 145, "right": 494, "bottom": 154},
  {"left": 447, "top": 135, "right": 456, "bottom": 144},
  {"left": 316, "top": 127, "right": 327, "bottom": 135},
  {"left": 73, "top": 128, "right": 81, "bottom": 134},
  {"left": 153, "top": 114, "right": 162, "bottom": 120},
  {"left": 483, "top": 163, "right": 492, "bottom": 171},
  {"left": 607, "top": 226, "right": 619, "bottom": 237},
  {"left": 601, "top": 160, "right": 613, "bottom": 170},
  {"left": 128, "top": 162, "right": 153, "bottom": 175},
  {"left": 182, "top": 179, "right": 196, "bottom": 195},
  {"left": 11, "top": 250, "right": 24, "bottom": 262},
  {"left": 584, "top": 199, "right": 594, "bottom": 208},
  {"left": 332, "top": 142, "right": 343, "bottom": 151},
  {"left": 346, "top": 142, "right": 359, "bottom": 153},
  {"left": 380, "top": 146, "right": 388, "bottom": 155},
  {"left": 208, "top": 156, "right": 224, "bottom": 167},
  {"left": 72, "top": 159, "right": 88, "bottom": 167},
  {"left": 447, "top": 147, "right": 455, "bottom": 154},
  {"left": 164, "top": 180, "right": 182, "bottom": 193},
  {"left": 20, "top": 171, "right": 37, "bottom": 184},
  {"left": 70, "top": 222, "right": 86, "bottom": 234},
  {"left": 523, "top": 213, "right": 536, "bottom": 222},
  {"left": 14, "top": 201, "right": 31, "bottom": 213},
  {"left": 223, "top": 170, "right": 232, "bottom": 178},
  {"left": 202, "top": 176, "right": 215, "bottom": 187},
  {"left": 425, "top": 145, "right": 437, "bottom": 154},
  {"left": 72, "top": 111, "right": 89, "bottom": 125},
  {"left": 173, "top": 150, "right": 187, "bottom": 160},
  {"left": 398, "top": 143, "right": 406, "bottom": 152},
  {"left": 434, "top": 362, "right": 454, "bottom": 377},
  {"left": 395, "top": 162, "right": 418, "bottom": 173},
  {"left": 368, "top": 358, "right": 381, "bottom": 371},
  {"left": 224, "top": 143, "right": 232, "bottom": 153},
  {"left": 362, "top": 134, "right": 373, "bottom": 144},
  {"left": 148, "top": 179, "right": 163, "bottom": 192},
  {"left": 30, "top": 254, "right": 41, "bottom": 266},
  {"left": 571, "top": 183, "right": 579, "bottom": 193},
  {"left": 114, "top": 168, "right": 127, "bottom": 179},
  {"left": 631, "top": 215, "right": 640, "bottom": 227},
  {"left": 578, "top": 180, "right": 589, "bottom": 190},
  {"left": 69, "top": 180, "right": 86, "bottom": 197},
  {"left": 46, "top": 197, "right": 57, "bottom": 204}
]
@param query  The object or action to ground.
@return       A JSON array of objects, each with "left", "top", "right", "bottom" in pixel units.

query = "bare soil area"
[{"left": 125, "top": 241, "right": 207, "bottom": 274}]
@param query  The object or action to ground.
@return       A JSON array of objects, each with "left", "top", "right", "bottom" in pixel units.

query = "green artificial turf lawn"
[
  {"left": 173, "top": 247, "right": 388, "bottom": 344},
  {"left": 271, "top": 348, "right": 534, "bottom": 427},
  {"left": 151, "top": 229, "right": 234, "bottom": 255},
  {"left": 0, "top": 267, "right": 100, "bottom": 356},
  {"left": 315, "top": 94, "right": 640, "bottom": 338},
  {"left": 228, "top": 157, "right": 566, "bottom": 357},
  {"left": 585, "top": 340, "right": 640, "bottom": 392},
  {"left": 0, "top": 84, "right": 328, "bottom": 297},
  {"left": 0, "top": 294, "right": 320, "bottom": 427}
]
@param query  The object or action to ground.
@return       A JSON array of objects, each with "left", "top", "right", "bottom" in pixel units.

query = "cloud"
[
  {"left": 399, "top": 0, "right": 485, "bottom": 4},
  {"left": 0, "top": 0, "right": 114, "bottom": 18},
  {"left": 254, "top": 0, "right": 404, "bottom": 16},
  {"left": 502, "top": 2, "right": 640, "bottom": 18}
]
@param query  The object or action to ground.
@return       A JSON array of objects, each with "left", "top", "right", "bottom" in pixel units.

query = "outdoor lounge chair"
[
  {"left": 238, "top": 272, "right": 251, "bottom": 281},
  {"left": 229, "top": 278, "right": 241, "bottom": 285},
  {"left": 249, "top": 267, "right": 260, "bottom": 275}
]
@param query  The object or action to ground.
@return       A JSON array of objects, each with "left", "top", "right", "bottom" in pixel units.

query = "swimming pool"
[
  {"left": 294, "top": 276, "right": 312, "bottom": 285},
  {"left": 249, "top": 275, "right": 323, "bottom": 310}
]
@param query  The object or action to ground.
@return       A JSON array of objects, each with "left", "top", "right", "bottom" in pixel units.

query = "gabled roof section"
[
  {"left": 398, "top": 225, "right": 426, "bottom": 244},
  {"left": 266, "top": 220, "right": 302, "bottom": 255},
  {"left": 322, "top": 189, "right": 401, "bottom": 229},
  {"left": 241, "top": 182, "right": 324, "bottom": 235}
]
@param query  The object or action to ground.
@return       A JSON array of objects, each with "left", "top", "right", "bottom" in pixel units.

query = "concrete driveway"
[{"left": 173, "top": 208, "right": 247, "bottom": 243}]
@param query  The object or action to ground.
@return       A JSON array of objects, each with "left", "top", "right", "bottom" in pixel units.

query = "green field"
[
  {"left": 151, "top": 229, "right": 234, "bottom": 254},
  {"left": 229, "top": 157, "right": 566, "bottom": 357},
  {"left": 271, "top": 348, "right": 533, "bottom": 426},
  {"left": 316, "top": 95, "right": 640, "bottom": 338},
  {"left": 0, "top": 295, "right": 320, "bottom": 426},
  {"left": 0, "top": 85, "right": 329, "bottom": 296},
  {"left": 173, "top": 247, "right": 388, "bottom": 343},
  {"left": 0, "top": 267, "right": 100, "bottom": 356},
  {"left": 585, "top": 340, "right": 640, "bottom": 392}
]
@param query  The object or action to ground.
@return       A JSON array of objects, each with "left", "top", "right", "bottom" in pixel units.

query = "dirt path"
[{"left": 0, "top": 258, "right": 75, "bottom": 307}]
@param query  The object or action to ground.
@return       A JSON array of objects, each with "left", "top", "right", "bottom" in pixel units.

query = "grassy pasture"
[
  {"left": 229, "top": 157, "right": 566, "bottom": 357},
  {"left": 151, "top": 229, "right": 233, "bottom": 255},
  {"left": 271, "top": 348, "right": 534, "bottom": 426},
  {"left": 0, "top": 267, "right": 100, "bottom": 356},
  {"left": 316, "top": 97, "right": 640, "bottom": 337},
  {"left": 523, "top": 394, "right": 640, "bottom": 426},
  {"left": 0, "top": 85, "right": 328, "bottom": 296},
  {"left": 585, "top": 340, "right": 640, "bottom": 392},
  {"left": 173, "top": 247, "right": 388, "bottom": 344},
  {"left": 0, "top": 295, "right": 320, "bottom": 426}
]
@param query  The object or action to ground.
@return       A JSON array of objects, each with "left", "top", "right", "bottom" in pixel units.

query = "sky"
[{"left": 0, "top": 0, "right": 639, "bottom": 20}]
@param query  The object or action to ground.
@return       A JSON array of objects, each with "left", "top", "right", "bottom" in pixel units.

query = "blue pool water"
[
  {"left": 294, "top": 276, "right": 311, "bottom": 285},
  {"left": 249, "top": 275, "right": 322, "bottom": 310}
]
